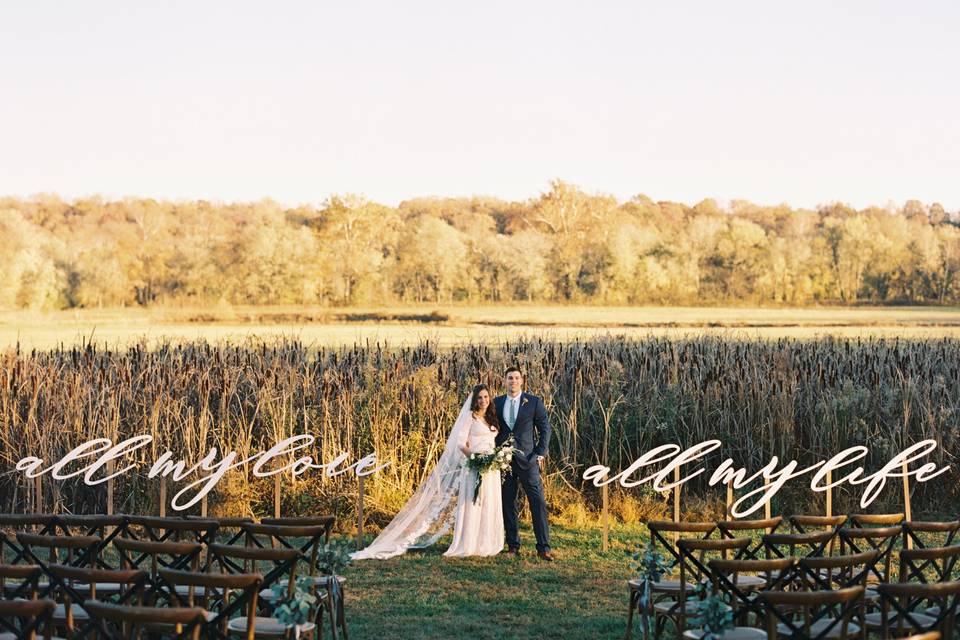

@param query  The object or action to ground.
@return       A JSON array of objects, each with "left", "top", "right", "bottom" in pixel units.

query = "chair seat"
[
  {"left": 777, "top": 619, "right": 861, "bottom": 638},
  {"left": 654, "top": 600, "right": 732, "bottom": 616},
  {"left": 731, "top": 575, "right": 767, "bottom": 590},
  {"left": 628, "top": 578, "right": 698, "bottom": 594},
  {"left": 67, "top": 581, "right": 125, "bottom": 595},
  {"left": 227, "top": 617, "right": 315, "bottom": 637},
  {"left": 312, "top": 575, "right": 347, "bottom": 587},
  {"left": 863, "top": 611, "right": 937, "bottom": 629},
  {"left": 684, "top": 628, "right": 767, "bottom": 639},
  {"left": 52, "top": 602, "right": 90, "bottom": 621}
]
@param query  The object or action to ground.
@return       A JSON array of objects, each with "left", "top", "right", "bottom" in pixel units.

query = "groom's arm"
[{"left": 532, "top": 396, "right": 551, "bottom": 459}]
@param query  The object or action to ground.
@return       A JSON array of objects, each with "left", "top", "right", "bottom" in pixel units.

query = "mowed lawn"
[
  {"left": 344, "top": 523, "right": 643, "bottom": 640},
  {"left": 4, "top": 304, "right": 960, "bottom": 349}
]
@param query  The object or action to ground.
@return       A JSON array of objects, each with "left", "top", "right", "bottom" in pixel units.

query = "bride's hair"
[{"left": 470, "top": 384, "right": 500, "bottom": 432}]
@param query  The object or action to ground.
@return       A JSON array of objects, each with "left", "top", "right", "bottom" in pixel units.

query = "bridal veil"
[{"left": 351, "top": 392, "right": 473, "bottom": 559}]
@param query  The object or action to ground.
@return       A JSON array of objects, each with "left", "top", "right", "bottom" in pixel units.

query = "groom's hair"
[{"left": 504, "top": 366, "right": 523, "bottom": 379}]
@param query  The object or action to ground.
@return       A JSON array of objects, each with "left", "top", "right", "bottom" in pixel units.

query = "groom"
[{"left": 494, "top": 366, "right": 554, "bottom": 560}]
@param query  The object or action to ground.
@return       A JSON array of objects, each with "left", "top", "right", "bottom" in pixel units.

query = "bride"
[{"left": 351, "top": 384, "right": 504, "bottom": 559}]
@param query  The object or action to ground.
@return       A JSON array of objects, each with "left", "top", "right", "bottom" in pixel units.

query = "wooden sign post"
[
  {"left": 602, "top": 484, "right": 610, "bottom": 552},
  {"left": 903, "top": 461, "right": 913, "bottom": 549},
  {"left": 725, "top": 481, "right": 733, "bottom": 519},
  {"left": 159, "top": 478, "right": 167, "bottom": 518},
  {"left": 357, "top": 474, "right": 366, "bottom": 549},
  {"left": 672, "top": 466, "right": 681, "bottom": 545}
]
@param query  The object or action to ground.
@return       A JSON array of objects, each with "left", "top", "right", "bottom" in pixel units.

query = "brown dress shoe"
[
  {"left": 507, "top": 546, "right": 520, "bottom": 556},
  {"left": 537, "top": 550, "right": 555, "bottom": 561}
]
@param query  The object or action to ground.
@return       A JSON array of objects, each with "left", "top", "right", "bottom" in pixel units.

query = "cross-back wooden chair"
[
  {"left": 875, "top": 581, "right": 960, "bottom": 639},
  {"left": 796, "top": 550, "right": 879, "bottom": 592},
  {"left": 899, "top": 545, "right": 960, "bottom": 584},
  {"left": 660, "top": 537, "right": 752, "bottom": 638},
  {"left": 52, "top": 515, "right": 130, "bottom": 570},
  {"left": 903, "top": 520, "right": 960, "bottom": 550},
  {"left": 708, "top": 556, "right": 796, "bottom": 629},
  {"left": 0, "top": 563, "right": 45, "bottom": 601},
  {"left": 159, "top": 568, "right": 263, "bottom": 640},
  {"left": 127, "top": 516, "right": 220, "bottom": 546},
  {"left": 191, "top": 516, "right": 256, "bottom": 546},
  {"left": 836, "top": 526, "right": 901, "bottom": 593},
  {"left": 242, "top": 522, "right": 347, "bottom": 637},
  {"left": 0, "top": 598, "right": 56, "bottom": 640},
  {"left": 716, "top": 517, "right": 782, "bottom": 560},
  {"left": 849, "top": 513, "right": 905, "bottom": 528},
  {"left": 627, "top": 522, "right": 717, "bottom": 640},
  {"left": 208, "top": 544, "right": 315, "bottom": 638},
  {"left": 45, "top": 564, "right": 148, "bottom": 638},
  {"left": 15, "top": 533, "right": 100, "bottom": 599},
  {"left": 82, "top": 600, "right": 207, "bottom": 640},
  {"left": 0, "top": 516, "right": 58, "bottom": 565},
  {"left": 113, "top": 537, "right": 203, "bottom": 603},
  {"left": 762, "top": 530, "right": 835, "bottom": 561},
  {"left": 760, "top": 586, "right": 865, "bottom": 639}
]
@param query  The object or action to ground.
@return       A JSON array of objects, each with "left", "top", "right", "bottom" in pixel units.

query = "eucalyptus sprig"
[
  {"left": 629, "top": 542, "right": 673, "bottom": 638},
  {"left": 691, "top": 593, "right": 735, "bottom": 640},
  {"left": 271, "top": 574, "right": 318, "bottom": 629}
]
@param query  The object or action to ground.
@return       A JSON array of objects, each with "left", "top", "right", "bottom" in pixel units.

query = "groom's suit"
[{"left": 494, "top": 392, "right": 551, "bottom": 553}]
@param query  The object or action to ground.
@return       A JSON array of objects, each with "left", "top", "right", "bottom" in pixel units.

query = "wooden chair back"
[
  {"left": 760, "top": 586, "right": 864, "bottom": 639},
  {"left": 82, "top": 601, "right": 206, "bottom": 640},
  {"left": 0, "top": 598, "right": 56, "bottom": 640}
]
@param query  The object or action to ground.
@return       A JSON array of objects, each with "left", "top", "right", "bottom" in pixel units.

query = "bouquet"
[{"left": 465, "top": 436, "right": 517, "bottom": 504}]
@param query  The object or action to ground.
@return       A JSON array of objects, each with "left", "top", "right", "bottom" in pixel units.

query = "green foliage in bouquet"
[
  {"left": 317, "top": 538, "right": 353, "bottom": 576},
  {"left": 465, "top": 436, "right": 517, "bottom": 504},
  {"left": 271, "top": 575, "right": 318, "bottom": 628},
  {"left": 629, "top": 542, "right": 673, "bottom": 637},
  {"left": 691, "top": 591, "right": 735, "bottom": 640}
]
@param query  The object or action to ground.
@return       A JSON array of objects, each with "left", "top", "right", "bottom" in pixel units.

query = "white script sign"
[
  {"left": 15, "top": 435, "right": 390, "bottom": 511},
  {"left": 582, "top": 439, "right": 950, "bottom": 518}
]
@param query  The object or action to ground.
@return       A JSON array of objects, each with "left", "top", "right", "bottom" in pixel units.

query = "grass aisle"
[{"left": 345, "top": 524, "right": 646, "bottom": 639}]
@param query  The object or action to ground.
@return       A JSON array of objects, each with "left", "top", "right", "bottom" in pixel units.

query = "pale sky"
[{"left": 1, "top": 1, "right": 958, "bottom": 210}]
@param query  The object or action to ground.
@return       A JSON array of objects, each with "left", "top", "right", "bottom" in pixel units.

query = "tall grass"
[{"left": 1, "top": 335, "right": 958, "bottom": 527}]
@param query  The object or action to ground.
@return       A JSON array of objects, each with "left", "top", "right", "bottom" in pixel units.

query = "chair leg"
[
  {"left": 625, "top": 590, "right": 637, "bottom": 640},
  {"left": 326, "top": 588, "right": 339, "bottom": 640},
  {"left": 336, "top": 588, "right": 348, "bottom": 640}
]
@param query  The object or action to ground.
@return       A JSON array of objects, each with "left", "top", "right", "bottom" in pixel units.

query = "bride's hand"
[{"left": 460, "top": 442, "right": 471, "bottom": 456}]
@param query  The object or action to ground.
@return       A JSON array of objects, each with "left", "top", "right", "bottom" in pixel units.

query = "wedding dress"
[
  {"left": 443, "top": 416, "right": 504, "bottom": 557},
  {"left": 351, "top": 392, "right": 503, "bottom": 560}
]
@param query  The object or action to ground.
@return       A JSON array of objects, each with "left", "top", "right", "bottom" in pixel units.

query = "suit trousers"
[{"left": 501, "top": 457, "right": 551, "bottom": 553}]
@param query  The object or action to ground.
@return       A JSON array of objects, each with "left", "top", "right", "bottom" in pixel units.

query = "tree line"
[{"left": 2, "top": 180, "right": 958, "bottom": 309}]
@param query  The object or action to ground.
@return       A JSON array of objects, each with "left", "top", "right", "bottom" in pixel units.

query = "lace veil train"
[{"left": 350, "top": 393, "right": 473, "bottom": 560}]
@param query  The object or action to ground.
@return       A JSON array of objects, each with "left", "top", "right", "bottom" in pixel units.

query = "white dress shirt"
[{"left": 503, "top": 393, "right": 521, "bottom": 428}]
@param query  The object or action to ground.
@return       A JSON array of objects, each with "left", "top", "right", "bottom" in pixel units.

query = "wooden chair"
[
  {"left": 190, "top": 516, "right": 256, "bottom": 546},
  {"left": 763, "top": 530, "right": 835, "bottom": 561},
  {"left": 209, "top": 544, "right": 316, "bottom": 638},
  {"left": 0, "top": 515, "right": 59, "bottom": 564},
  {"left": 656, "top": 537, "right": 752, "bottom": 638},
  {"left": 242, "top": 523, "right": 346, "bottom": 638},
  {"left": 82, "top": 601, "right": 206, "bottom": 640},
  {"left": 126, "top": 516, "right": 220, "bottom": 546},
  {"left": 836, "top": 525, "right": 900, "bottom": 602},
  {"left": 787, "top": 515, "right": 846, "bottom": 556},
  {"left": 45, "top": 564, "right": 148, "bottom": 637},
  {"left": 708, "top": 557, "right": 796, "bottom": 628},
  {"left": 15, "top": 533, "right": 101, "bottom": 600},
  {"left": 0, "top": 564, "right": 45, "bottom": 600},
  {"left": 51, "top": 515, "right": 129, "bottom": 570},
  {"left": 875, "top": 581, "right": 960, "bottom": 638},
  {"left": 626, "top": 521, "right": 718, "bottom": 639},
  {"left": 760, "top": 586, "right": 864, "bottom": 639},
  {"left": 158, "top": 568, "right": 263, "bottom": 640},
  {"left": 903, "top": 520, "right": 960, "bottom": 550},
  {"left": 0, "top": 599, "right": 56, "bottom": 640},
  {"left": 716, "top": 517, "right": 783, "bottom": 560},
  {"left": 849, "top": 513, "right": 905, "bottom": 528},
  {"left": 113, "top": 537, "right": 203, "bottom": 603},
  {"left": 904, "top": 633, "right": 940, "bottom": 640},
  {"left": 899, "top": 545, "right": 960, "bottom": 584}
]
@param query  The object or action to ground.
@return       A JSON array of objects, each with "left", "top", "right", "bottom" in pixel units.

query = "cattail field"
[{"left": 2, "top": 335, "right": 958, "bottom": 528}]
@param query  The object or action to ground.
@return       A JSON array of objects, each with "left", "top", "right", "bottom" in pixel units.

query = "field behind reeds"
[{"left": 1, "top": 335, "right": 958, "bottom": 526}]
